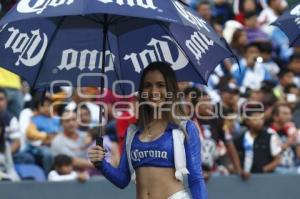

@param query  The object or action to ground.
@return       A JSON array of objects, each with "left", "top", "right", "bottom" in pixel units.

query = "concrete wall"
[{"left": 1, "top": 174, "right": 300, "bottom": 199}]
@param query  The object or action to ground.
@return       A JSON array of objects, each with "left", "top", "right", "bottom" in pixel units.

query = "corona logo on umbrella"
[
  {"left": 123, "top": 36, "right": 188, "bottom": 73},
  {"left": 185, "top": 31, "right": 214, "bottom": 64},
  {"left": 56, "top": 35, "right": 189, "bottom": 74},
  {"left": 17, "top": 0, "right": 74, "bottom": 14},
  {"left": 4, "top": 26, "right": 48, "bottom": 67},
  {"left": 290, "top": 5, "right": 300, "bottom": 26},
  {"left": 97, "top": 0, "right": 158, "bottom": 10},
  {"left": 57, "top": 49, "right": 116, "bottom": 72},
  {"left": 172, "top": 0, "right": 210, "bottom": 32},
  {"left": 0, "top": 0, "right": 235, "bottom": 93}
]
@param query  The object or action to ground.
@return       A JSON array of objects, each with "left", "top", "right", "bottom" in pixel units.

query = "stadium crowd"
[{"left": 0, "top": 0, "right": 300, "bottom": 182}]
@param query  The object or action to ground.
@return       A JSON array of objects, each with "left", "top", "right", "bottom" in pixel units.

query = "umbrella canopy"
[
  {"left": 0, "top": 0, "right": 235, "bottom": 94},
  {"left": 272, "top": 3, "right": 300, "bottom": 47}
]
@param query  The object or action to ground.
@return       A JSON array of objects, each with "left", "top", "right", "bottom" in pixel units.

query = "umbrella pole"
[
  {"left": 100, "top": 14, "right": 108, "bottom": 136},
  {"left": 95, "top": 14, "right": 108, "bottom": 168}
]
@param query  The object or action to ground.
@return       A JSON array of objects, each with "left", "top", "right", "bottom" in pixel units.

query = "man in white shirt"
[
  {"left": 231, "top": 42, "right": 272, "bottom": 91},
  {"left": 258, "top": 0, "right": 286, "bottom": 27}
]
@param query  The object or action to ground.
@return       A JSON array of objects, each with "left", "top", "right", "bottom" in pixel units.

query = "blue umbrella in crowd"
[
  {"left": 0, "top": 0, "right": 235, "bottom": 95},
  {"left": 0, "top": 0, "right": 237, "bottom": 167},
  {"left": 272, "top": 3, "right": 300, "bottom": 47}
]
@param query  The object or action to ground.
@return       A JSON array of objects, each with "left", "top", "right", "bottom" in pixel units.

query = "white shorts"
[{"left": 167, "top": 190, "right": 191, "bottom": 199}]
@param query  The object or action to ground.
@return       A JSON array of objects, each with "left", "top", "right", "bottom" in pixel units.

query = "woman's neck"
[
  {"left": 144, "top": 119, "right": 168, "bottom": 132},
  {"left": 148, "top": 118, "right": 166, "bottom": 126}
]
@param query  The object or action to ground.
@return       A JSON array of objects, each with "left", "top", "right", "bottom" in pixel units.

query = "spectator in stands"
[
  {"left": 196, "top": 1, "right": 213, "bottom": 24},
  {"left": 31, "top": 95, "right": 61, "bottom": 135},
  {"left": 235, "top": 105, "right": 282, "bottom": 174},
  {"left": 185, "top": 87, "right": 230, "bottom": 180},
  {"left": 284, "top": 83, "right": 299, "bottom": 110},
  {"left": 244, "top": 11, "right": 269, "bottom": 43},
  {"left": 283, "top": 87, "right": 300, "bottom": 161},
  {"left": 234, "top": 0, "right": 260, "bottom": 24},
  {"left": 283, "top": 84, "right": 300, "bottom": 128},
  {"left": 51, "top": 110, "right": 94, "bottom": 170},
  {"left": 258, "top": 41, "right": 280, "bottom": 81},
  {"left": 270, "top": 103, "right": 300, "bottom": 173},
  {"left": 0, "top": 88, "right": 21, "bottom": 156},
  {"left": 25, "top": 121, "right": 53, "bottom": 174},
  {"left": 21, "top": 81, "right": 32, "bottom": 109},
  {"left": 23, "top": 94, "right": 64, "bottom": 174},
  {"left": 218, "top": 81, "right": 241, "bottom": 113},
  {"left": 66, "top": 88, "right": 118, "bottom": 142},
  {"left": 258, "top": 0, "right": 285, "bottom": 27},
  {"left": 0, "top": 68, "right": 24, "bottom": 117},
  {"left": 273, "top": 69, "right": 295, "bottom": 100},
  {"left": 230, "top": 29, "right": 249, "bottom": 59},
  {"left": 231, "top": 42, "right": 272, "bottom": 90},
  {"left": 0, "top": 115, "right": 20, "bottom": 181},
  {"left": 247, "top": 87, "right": 264, "bottom": 103},
  {"left": 259, "top": 0, "right": 292, "bottom": 61},
  {"left": 186, "top": 87, "right": 242, "bottom": 178},
  {"left": 184, "top": 86, "right": 202, "bottom": 116},
  {"left": 76, "top": 104, "right": 93, "bottom": 133},
  {"left": 48, "top": 154, "right": 88, "bottom": 182},
  {"left": 66, "top": 87, "right": 101, "bottom": 125},
  {"left": 288, "top": 53, "right": 300, "bottom": 88},
  {"left": 252, "top": 81, "right": 278, "bottom": 126},
  {"left": 213, "top": 0, "right": 235, "bottom": 25},
  {"left": 218, "top": 80, "right": 244, "bottom": 137}
]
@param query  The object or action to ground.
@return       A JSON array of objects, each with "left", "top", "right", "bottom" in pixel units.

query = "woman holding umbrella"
[{"left": 88, "top": 62, "right": 207, "bottom": 199}]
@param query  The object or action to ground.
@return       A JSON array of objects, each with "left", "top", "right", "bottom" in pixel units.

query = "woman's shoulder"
[
  {"left": 181, "top": 119, "right": 199, "bottom": 137},
  {"left": 124, "top": 124, "right": 140, "bottom": 142},
  {"left": 180, "top": 119, "right": 196, "bottom": 129},
  {"left": 126, "top": 124, "right": 139, "bottom": 134}
]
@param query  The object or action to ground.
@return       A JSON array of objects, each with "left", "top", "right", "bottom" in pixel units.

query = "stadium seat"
[{"left": 14, "top": 164, "right": 46, "bottom": 181}]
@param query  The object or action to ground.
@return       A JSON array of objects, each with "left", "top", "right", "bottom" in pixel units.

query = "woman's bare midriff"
[{"left": 135, "top": 167, "right": 184, "bottom": 199}]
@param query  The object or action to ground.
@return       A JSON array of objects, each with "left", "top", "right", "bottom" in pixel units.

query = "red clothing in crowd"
[{"left": 116, "top": 111, "right": 136, "bottom": 154}]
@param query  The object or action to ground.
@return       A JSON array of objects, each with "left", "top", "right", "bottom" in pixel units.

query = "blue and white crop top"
[
  {"left": 130, "top": 125, "right": 175, "bottom": 169},
  {"left": 98, "top": 120, "right": 208, "bottom": 199}
]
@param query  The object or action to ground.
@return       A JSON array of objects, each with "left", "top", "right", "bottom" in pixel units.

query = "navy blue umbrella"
[
  {"left": 0, "top": 0, "right": 237, "bottom": 167},
  {"left": 0, "top": 0, "right": 235, "bottom": 95},
  {"left": 272, "top": 3, "right": 300, "bottom": 47}
]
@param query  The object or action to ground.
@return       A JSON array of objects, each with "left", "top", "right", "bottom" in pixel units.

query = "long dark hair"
[
  {"left": 0, "top": 115, "right": 5, "bottom": 153},
  {"left": 230, "top": 29, "right": 247, "bottom": 57},
  {"left": 137, "top": 62, "right": 187, "bottom": 135}
]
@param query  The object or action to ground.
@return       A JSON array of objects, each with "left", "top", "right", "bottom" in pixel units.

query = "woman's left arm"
[{"left": 185, "top": 121, "right": 208, "bottom": 199}]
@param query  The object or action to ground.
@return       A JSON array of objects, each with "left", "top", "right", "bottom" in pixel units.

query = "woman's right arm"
[
  {"left": 100, "top": 147, "right": 131, "bottom": 189},
  {"left": 88, "top": 140, "right": 131, "bottom": 189}
]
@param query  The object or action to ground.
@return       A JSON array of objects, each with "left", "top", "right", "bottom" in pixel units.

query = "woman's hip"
[{"left": 167, "top": 190, "right": 191, "bottom": 199}]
